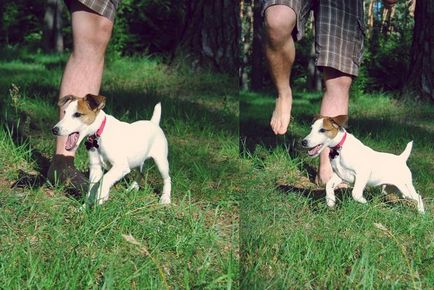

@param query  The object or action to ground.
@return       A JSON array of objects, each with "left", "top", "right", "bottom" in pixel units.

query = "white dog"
[
  {"left": 52, "top": 94, "right": 171, "bottom": 205},
  {"left": 302, "top": 115, "right": 424, "bottom": 213}
]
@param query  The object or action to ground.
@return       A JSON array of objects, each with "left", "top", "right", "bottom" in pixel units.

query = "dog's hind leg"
[
  {"left": 396, "top": 183, "right": 425, "bottom": 213},
  {"left": 153, "top": 156, "right": 171, "bottom": 204},
  {"left": 352, "top": 172, "right": 369, "bottom": 204}
]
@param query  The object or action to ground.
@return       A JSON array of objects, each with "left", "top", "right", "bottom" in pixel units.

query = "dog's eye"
[
  {"left": 319, "top": 128, "right": 327, "bottom": 133},
  {"left": 73, "top": 112, "right": 82, "bottom": 118}
]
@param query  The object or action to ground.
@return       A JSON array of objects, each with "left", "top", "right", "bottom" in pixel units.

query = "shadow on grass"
[{"left": 277, "top": 184, "right": 353, "bottom": 208}]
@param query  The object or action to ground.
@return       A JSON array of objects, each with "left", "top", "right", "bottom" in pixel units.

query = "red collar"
[
  {"left": 329, "top": 131, "right": 347, "bottom": 159},
  {"left": 85, "top": 116, "right": 106, "bottom": 150}
]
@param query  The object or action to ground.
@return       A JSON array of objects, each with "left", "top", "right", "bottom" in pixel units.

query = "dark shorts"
[
  {"left": 65, "top": 0, "right": 120, "bottom": 21},
  {"left": 262, "top": 0, "right": 365, "bottom": 76}
]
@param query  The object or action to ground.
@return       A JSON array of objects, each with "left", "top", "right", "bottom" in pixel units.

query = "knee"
[
  {"left": 331, "top": 76, "right": 352, "bottom": 92},
  {"left": 92, "top": 20, "right": 113, "bottom": 47},
  {"left": 264, "top": 7, "right": 296, "bottom": 47},
  {"left": 72, "top": 20, "right": 113, "bottom": 59},
  {"left": 324, "top": 69, "right": 353, "bottom": 92}
]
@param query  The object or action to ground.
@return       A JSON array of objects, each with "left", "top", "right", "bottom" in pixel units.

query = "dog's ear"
[
  {"left": 313, "top": 114, "right": 325, "bottom": 122},
  {"left": 58, "top": 95, "right": 78, "bottom": 107},
  {"left": 330, "top": 115, "right": 348, "bottom": 128},
  {"left": 84, "top": 94, "right": 106, "bottom": 111}
]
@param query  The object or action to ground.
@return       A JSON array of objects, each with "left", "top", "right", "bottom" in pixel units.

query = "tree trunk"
[
  {"left": 381, "top": 5, "right": 396, "bottom": 35},
  {"left": 241, "top": 0, "right": 253, "bottom": 90},
  {"left": 43, "top": 0, "right": 64, "bottom": 53},
  {"left": 307, "top": 19, "right": 321, "bottom": 91},
  {"left": 178, "top": 1, "right": 240, "bottom": 74},
  {"left": 367, "top": 0, "right": 375, "bottom": 37},
  {"left": 405, "top": 0, "right": 433, "bottom": 102},
  {"left": 250, "top": 0, "right": 264, "bottom": 91}
]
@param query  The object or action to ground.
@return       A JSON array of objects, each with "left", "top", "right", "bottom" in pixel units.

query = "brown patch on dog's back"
[{"left": 322, "top": 118, "right": 339, "bottom": 138}]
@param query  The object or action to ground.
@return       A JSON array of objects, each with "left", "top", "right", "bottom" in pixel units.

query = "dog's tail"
[
  {"left": 150, "top": 103, "right": 161, "bottom": 125},
  {"left": 399, "top": 141, "right": 413, "bottom": 162}
]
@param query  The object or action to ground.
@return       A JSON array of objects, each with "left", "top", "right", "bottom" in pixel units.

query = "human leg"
[
  {"left": 263, "top": 5, "right": 296, "bottom": 135},
  {"left": 48, "top": 0, "right": 114, "bottom": 191},
  {"left": 318, "top": 68, "right": 352, "bottom": 184},
  {"left": 314, "top": 0, "right": 364, "bottom": 184}
]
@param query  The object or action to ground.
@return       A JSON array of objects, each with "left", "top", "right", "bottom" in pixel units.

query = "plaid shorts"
[
  {"left": 65, "top": 0, "right": 120, "bottom": 21},
  {"left": 262, "top": 0, "right": 364, "bottom": 76}
]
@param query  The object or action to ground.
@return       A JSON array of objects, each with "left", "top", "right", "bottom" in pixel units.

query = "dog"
[
  {"left": 302, "top": 115, "right": 424, "bottom": 213},
  {"left": 52, "top": 94, "right": 171, "bottom": 205}
]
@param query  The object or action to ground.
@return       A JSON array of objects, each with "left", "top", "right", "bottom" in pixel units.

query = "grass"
[
  {"left": 1, "top": 47, "right": 433, "bottom": 289},
  {"left": 0, "top": 48, "right": 239, "bottom": 289},
  {"left": 240, "top": 90, "right": 434, "bottom": 289}
]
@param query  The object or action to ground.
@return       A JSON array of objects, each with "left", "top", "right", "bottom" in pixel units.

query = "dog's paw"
[
  {"left": 326, "top": 199, "right": 336, "bottom": 208},
  {"left": 354, "top": 196, "right": 367, "bottom": 204},
  {"left": 159, "top": 195, "right": 171, "bottom": 205},
  {"left": 127, "top": 181, "right": 140, "bottom": 192}
]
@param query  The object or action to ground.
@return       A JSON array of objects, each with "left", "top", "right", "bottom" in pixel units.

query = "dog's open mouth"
[
  {"left": 65, "top": 132, "right": 79, "bottom": 151},
  {"left": 308, "top": 144, "right": 323, "bottom": 156}
]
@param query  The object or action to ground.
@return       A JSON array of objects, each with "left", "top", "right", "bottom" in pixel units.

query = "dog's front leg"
[
  {"left": 326, "top": 173, "right": 342, "bottom": 207},
  {"left": 96, "top": 163, "right": 130, "bottom": 205},
  {"left": 86, "top": 150, "right": 104, "bottom": 206},
  {"left": 352, "top": 172, "right": 369, "bottom": 204}
]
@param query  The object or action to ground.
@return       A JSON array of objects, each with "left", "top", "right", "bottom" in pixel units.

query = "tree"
[
  {"left": 405, "top": 0, "right": 433, "bottom": 102},
  {"left": 42, "top": 0, "right": 64, "bottom": 53},
  {"left": 178, "top": 1, "right": 240, "bottom": 74}
]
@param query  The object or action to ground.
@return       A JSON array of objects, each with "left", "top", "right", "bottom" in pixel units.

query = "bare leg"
[
  {"left": 48, "top": 1, "right": 114, "bottom": 191},
  {"left": 318, "top": 68, "right": 352, "bottom": 184},
  {"left": 56, "top": 2, "right": 114, "bottom": 156},
  {"left": 264, "top": 6, "right": 296, "bottom": 135}
]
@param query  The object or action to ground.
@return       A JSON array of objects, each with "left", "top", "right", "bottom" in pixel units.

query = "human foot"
[
  {"left": 47, "top": 154, "right": 88, "bottom": 195},
  {"left": 270, "top": 92, "right": 292, "bottom": 135}
]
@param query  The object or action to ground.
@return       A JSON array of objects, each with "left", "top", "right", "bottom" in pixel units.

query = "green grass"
[
  {"left": 0, "top": 49, "right": 239, "bottom": 289},
  {"left": 240, "top": 91, "right": 434, "bottom": 289},
  {"left": 1, "top": 47, "right": 434, "bottom": 289}
]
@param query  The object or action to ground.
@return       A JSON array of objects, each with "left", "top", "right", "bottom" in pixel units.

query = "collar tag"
[{"left": 329, "top": 132, "right": 347, "bottom": 159}]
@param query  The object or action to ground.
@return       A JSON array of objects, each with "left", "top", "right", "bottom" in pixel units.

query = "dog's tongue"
[
  {"left": 65, "top": 132, "right": 79, "bottom": 151},
  {"left": 308, "top": 144, "right": 322, "bottom": 156}
]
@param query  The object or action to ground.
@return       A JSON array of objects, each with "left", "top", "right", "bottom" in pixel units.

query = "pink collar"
[
  {"left": 85, "top": 116, "right": 106, "bottom": 150},
  {"left": 95, "top": 116, "right": 107, "bottom": 137},
  {"left": 329, "top": 131, "right": 347, "bottom": 159}
]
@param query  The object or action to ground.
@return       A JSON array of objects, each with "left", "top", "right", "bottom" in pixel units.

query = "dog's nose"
[
  {"left": 301, "top": 139, "right": 308, "bottom": 147},
  {"left": 52, "top": 127, "right": 59, "bottom": 135}
]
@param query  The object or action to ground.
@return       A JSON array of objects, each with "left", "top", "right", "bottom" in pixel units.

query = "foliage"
[
  {"left": 361, "top": 1, "right": 415, "bottom": 92},
  {"left": 0, "top": 0, "right": 191, "bottom": 57},
  {"left": 0, "top": 0, "right": 46, "bottom": 47},
  {"left": 111, "top": 0, "right": 187, "bottom": 56}
]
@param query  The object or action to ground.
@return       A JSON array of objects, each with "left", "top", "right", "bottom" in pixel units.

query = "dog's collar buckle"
[
  {"left": 329, "top": 132, "right": 347, "bottom": 159},
  {"left": 85, "top": 116, "right": 106, "bottom": 151}
]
